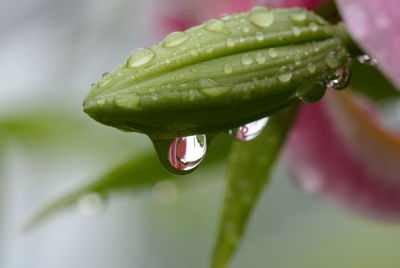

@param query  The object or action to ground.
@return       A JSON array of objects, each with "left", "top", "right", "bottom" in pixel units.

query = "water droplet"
[
  {"left": 292, "top": 26, "right": 301, "bottom": 36},
  {"left": 357, "top": 54, "right": 378, "bottom": 66},
  {"left": 267, "top": 48, "right": 278, "bottom": 58},
  {"left": 296, "top": 80, "right": 327, "bottom": 103},
  {"left": 248, "top": 8, "right": 274, "bottom": 28},
  {"left": 307, "top": 62, "right": 316, "bottom": 73},
  {"left": 220, "top": 13, "right": 229, "bottom": 20},
  {"left": 309, "top": 22, "right": 318, "bottom": 32},
  {"left": 205, "top": 19, "right": 228, "bottom": 34},
  {"left": 228, "top": 117, "right": 269, "bottom": 141},
  {"left": 223, "top": 63, "right": 233, "bottom": 74},
  {"left": 294, "top": 54, "right": 302, "bottom": 65},
  {"left": 96, "top": 99, "right": 106, "bottom": 105},
  {"left": 151, "top": 180, "right": 178, "bottom": 205},
  {"left": 325, "top": 51, "right": 340, "bottom": 69},
  {"left": 205, "top": 46, "right": 214, "bottom": 53},
  {"left": 190, "top": 49, "right": 199, "bottom": 56},
  {"left": 101, "top": 72, "right": 109, "bottom": 77},
  {"left": 90, "top": 83, "right": 95, "bottom": 87},
  {"left": 241, "top": 25, "right": 251, "bottom": 33},
  {"left": 255, "top": 32, "right": 265, "bottom": 41},
  {"left": 163, "top": 31, "right": 190, "bottom": 48},
  {"left": 290, "top": 10, "right": 307, "bottom": 22},
  {"left": 126, "top": 48, "right": 155, "bottom": 68},
  {"left": 226, "top": 39, "right": 236, "bottom": 48},
  {"left": 168, "top": 135, "right": 207, "bottom": 171},
  {"left": 150, "top": 93, "right": 159, "bottom": 101},
  {"left": 241, "top": 54, "right": 253, "bottom": 65},
  {"left": 278, "top": 66, "right": 292, "bottom": 82},
  {"left": 255, "top": 52, "right": 266, "bottom": 64},
  {"left": 114, "top": 93, "right": 140, "bottom": 109},
  {"left": 326, "top": 67, "right": 351, "bottom": 90},
  {"left": 199, "top": 78, "right": 218, "bottom": 88},
  {"left": 77, "top": 193, "right": 105, "bottom": 217}
]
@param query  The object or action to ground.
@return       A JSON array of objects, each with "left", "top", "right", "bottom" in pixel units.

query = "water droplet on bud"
[
  {"left": 248, "top": 7, "right": 274, "bottom": 28},
  {"left": 163, "top": 31, "right": 190, "bottom": 48},
  {"left": 357, "top": 54, "right": 378, "bottom": 66},
  {"left": 228, "top": 117, "right": 269, "bottom": 141},
  {"left": 126, "top": 48, "right": 155, "bottom": 68}
]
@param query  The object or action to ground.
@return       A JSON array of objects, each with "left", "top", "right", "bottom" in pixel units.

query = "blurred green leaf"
[
  {"left": 26, "top": 134, "right": 232, "bottom": 230},
  {"left": 350, "top": 61, "right": 400, "bottom": 102},
  {"left": 211, "top": 103, "right": 299, "bottom": 268}
]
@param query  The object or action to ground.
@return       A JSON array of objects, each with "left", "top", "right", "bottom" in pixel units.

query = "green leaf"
[
  {"left": 211, "top": 103, "right": 299, "bottom": 268},
  {"left": 25, "top": 135, "right": 231, "bottom": 230}
]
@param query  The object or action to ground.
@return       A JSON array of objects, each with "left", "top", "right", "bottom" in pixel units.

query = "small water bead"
[
  {"left": 101, "top": 72, "right": 109, "bottom": 77},
  {"left": 294, "top": 54, "right": 302, "bottom": 65},
  {"left": 205, "top": 46, "right": 214, "bottom": 53},
  {"left": 220, "top": 13, "right": 229, "bottom": 20},
  {"left": 255, "top": 32, "right": 265, "bottom": 41},
  {"left": 292, "top": 26, "right": 301, "bottom": 36},
  {"left": 205, "top": 19, "right": 228, "bottom": 34},
  {"left": 267, "top": 48, "right": 278, "bottom": 58},
  {"left": 357, "top": 54, "right": 378, "bottom": 66},
  {"left": 290, "top": 10, "right": 307, "bottom": 22},
  {"left": 114, "top": 93, "right": 140, "bottom": 109},
  {"left": 168, "top": 135, "right": 207, "bottom": 171},
  {"left": 163, "top": 31, "right": 190, "bottom": 48},
  {"left": 126, "top": 48, "right": 155, "bottom": 68},
  {"left": 278, "top": 66, "right": 292, "bottom": 82},
  {"left": 327, "top": 67, "right": 351, "bottom": 90},
  {"left": 255, "top": 52, "right": 266, "bottom": 64},
  {"left": 241, "top": 25, "right": 251, "bottom": 33},
  {"left": 296, "top": 80, "right": 327, "bottom": 103},
  {"left": 190, "top": 49, "right": 199, "bottom": 56},
  {"left": 228, "top": 117, "right": 270, "bottom": 141},
  {"left": 241, "top": 54, "right": 253, "bottom": 65},
  {"left": 96, "top": 98, "right": 106, "bottom": 105},
  {"left": 307, "top": 62, "right": 316, "bottom": 73},
  {"left": 325, "top": 51, "right": 340, "bottom": 69},
  {"left": 309, "top": 22, "right": 318, "bottom": 32},
  {"left": 226, "top": 39, "right": 236, "bottom": 48},
  {"left": 77, "top": 193, "right": 105, "bottom": 217},
  {"left": 223, "top": 63, "right": 233, "bottom": 74},
  {"left": 248, "top": 7, "right": 274, "bottom": 28}
]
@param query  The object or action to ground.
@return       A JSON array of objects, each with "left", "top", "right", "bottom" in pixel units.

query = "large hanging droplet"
[
  {"left": 228, "top": 117, "right": 269, "bottom": 141},
  {"left": 126, "top": 48, "right": 155, "bottom": 68},
  {"left": 163, "top": 31, "right": 190, "bottom": 48},
  {"left": 357, "top": 54, "right": 378, "bottom": 66},
  {"left": 296, "top": 80, "right": 327, "bottom": 103},
  {"left": 326, "top": 67, "right": 351, "bottom": 90},
  {"left": 168, "top": 135, "right": 207, "bottom": 171}
]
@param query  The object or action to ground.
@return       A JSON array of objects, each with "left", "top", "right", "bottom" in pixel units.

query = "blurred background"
[{"left": 1, "top": 1, "right": 400, "bottom": 267}]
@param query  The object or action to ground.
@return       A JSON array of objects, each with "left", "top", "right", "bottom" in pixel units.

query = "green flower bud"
[{"left": 83, "top": 7, "right": 350, "bottom": 140}]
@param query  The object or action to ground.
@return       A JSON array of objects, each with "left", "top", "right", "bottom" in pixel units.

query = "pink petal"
[
  {"left": 336, "top": 0, "right": 400, "bottom": 89},
  {"left": 258, "top": 0, "right": 325, "bottom": 9},
  {"left": 285, "top": 92, "right": 400, "bottom": 221}
]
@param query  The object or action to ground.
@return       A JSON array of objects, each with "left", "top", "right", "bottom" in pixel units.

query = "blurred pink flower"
[{"left": 156, "top": 0, "right": 400, "bottom": 220}]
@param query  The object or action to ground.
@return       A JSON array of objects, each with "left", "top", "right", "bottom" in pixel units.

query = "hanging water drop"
[
  {"left": 357, "top": 54, "right": 378, "bottom": 66},
  {"left": 163, "top": 31, "right": 190, "bottom": 48},
  {"left": 126, "top": 48, "right": 155, "bottom": 68},
  {"left": 168, "top": 135, "right": 207, "bottom": 171},
  {"left": 77, "top": 193, "right": 105, "bottom": 217},
  {"left": 326, "top": 67, "right": 351, "bottom": 90},
  {"left": 296, "top": 80, "right": 327, "bottom": 103},
  {"left": 228, "top": 117, "right": 269, "bottom": 141}
]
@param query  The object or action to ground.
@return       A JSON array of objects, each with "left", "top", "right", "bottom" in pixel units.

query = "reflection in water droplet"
[
  {"left": 278, "top": 66, "right": 292, "bottom": 82},
  {"left": 226, "top": 39, "right": 236, "bottom": 48},
  {"left": 325, "top": 51, "right": 340, "bottom": 69},
  {"left": 309, "top": 22, "right": 318, "bottom": 32},
  {"left": 126, "top": 48, "right": 155, "bottom": 68},
  {"left": 228, "top": 117, "right": 269, "bottom": 141},
  {"left": 292, "top": 26, "right": 301, "bottom": 36},
  {"left": 168, "top": 135, "right": 207, "bottom": 171},
  {"left": 267, "top": 48, "right": 278, "bottom": 58},
  {"left": 255, "top": 32, "right": 264, "bottom": 41},
  {"left": 223, "top": 63, "right": 233, "bottom": 74},
  {"left": 357, "top": 54, "right": 378, "bottom": 66},
  {"left": 327, "top": 67, "right": 351, "bottom": 90},
  {"left": 248, "top": 8, "right": 274, "bottom": 28},
  {"left": 151, "top": 180, "right": 178, "bottom": 205},
  {"left": 241, "top": 54, "right": 253, "bottom": 65},
  {"left": 290, "top": 10, "right": 307, "bottom": 22},
  {"left": 205, "top": 19, "right": 228, "bottom": 34},
  {"left": 255, "top": 52, "right": 266, "bottom": 64},
  {"left": 163, "top": 31, "right": 190, "bottom": 48},
  {"left": 296, "top": 80, "right": 327, "bottom": 103},
  {"left": 77, "top": 193, "right": 105, "bottom": 217}
]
